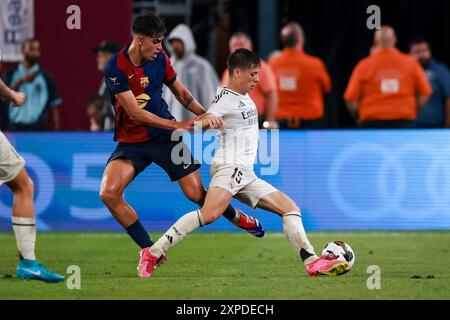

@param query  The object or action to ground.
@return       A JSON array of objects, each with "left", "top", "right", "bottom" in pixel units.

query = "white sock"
[
  {"left": 150, "top": 210, "right": 204, "bottom": 258},
  {"left": 12, "top": 217, "right": 36, "bottom": 260},
  {"left": 282, "top": 212, "right": 318, "bottom": 265}
]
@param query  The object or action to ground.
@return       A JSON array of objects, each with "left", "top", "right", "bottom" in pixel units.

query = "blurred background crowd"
[{"left": 1, "top": 0, "right": 449, "bottom": 131}]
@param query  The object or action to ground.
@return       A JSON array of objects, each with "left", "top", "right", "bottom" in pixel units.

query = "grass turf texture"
[{"left": 0, "top": 232, "right": 449, "bottom": 300}]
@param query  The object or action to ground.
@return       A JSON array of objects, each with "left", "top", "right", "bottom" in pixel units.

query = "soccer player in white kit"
[
  {"left": 139, "top": 49, "right": 348, "bottom": 277},
  {"left": 0, "top": 79, "right": 64, "bottom": 283}
]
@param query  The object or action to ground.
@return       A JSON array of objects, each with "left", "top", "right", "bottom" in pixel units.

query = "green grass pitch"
[{"left": 0, "top": 231, "right": 449, "bottom": 300}]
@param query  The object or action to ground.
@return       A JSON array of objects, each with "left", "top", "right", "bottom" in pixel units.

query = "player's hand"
[
  {"left": 10, "top": 90, "right": 26, "bottom": 107},
  {"left": 174, "top": 118, "right": 195, "bottom": 132},
  {"left": 206, "top": 115, "right": 225, "bottom": 129},
  {"left": 193, "top": 115, "right": 225, "bottom": 130}
]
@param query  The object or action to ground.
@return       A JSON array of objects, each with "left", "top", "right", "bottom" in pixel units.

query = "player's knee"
[
  {"left": 283, "top": 196, "right": 301, "bottom": 215},
  {"left": 13, "top": 173, "right": 34, "bottom": 197},
  {"left": 289, "top": 205, "right": 301, "bottom": 214},
  {"left": 21, "top": 176, "right": 34, "bottom": 197},
  {"left": 281, "top": 205, "right": 301, "bottom": 216},
  {"left": 26, "top": 177, "right": 34, "bottom": 195},
  {"left": 292, "top": 205, "right": 301, "bottom": 214},
  {"left": 99, "top": 185, "right": 122, "bottom": 204}
]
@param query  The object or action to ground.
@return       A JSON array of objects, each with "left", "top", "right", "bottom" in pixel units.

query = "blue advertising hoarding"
[{"left": 1, "top": 130, "right": 450, "bottom": 231}]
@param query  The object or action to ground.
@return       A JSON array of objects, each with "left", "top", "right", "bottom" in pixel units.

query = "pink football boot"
[
  {"left": 305, "top": 257, "right": 349, "bottom": 276},
  {"left": 137, "top": 247, "right": 166, "bottom": 278}
]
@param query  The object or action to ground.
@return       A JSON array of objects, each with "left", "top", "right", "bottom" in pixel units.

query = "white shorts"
[
  {"left": 0, "top": 131, "right": 25, "bottom": 186},
  {"left": 209, "top": 164, "right": 278, "bottom": 208}
]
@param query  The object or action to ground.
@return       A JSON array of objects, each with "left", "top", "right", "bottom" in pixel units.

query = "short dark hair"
[
  {"left": 408, "top": 36, "right": 429, "bottom": 51},
  {"left": 21, "top": 37, "right": 39, "bottom": 51},
  {"left": 85, "top": 94, "right": 103, "bottom": 110},
  {"left": 132, "top": 12, "right": 166, "bottom": 38},
  {"left": 227, "top": 48, "right": 260, "bottom": 76}
]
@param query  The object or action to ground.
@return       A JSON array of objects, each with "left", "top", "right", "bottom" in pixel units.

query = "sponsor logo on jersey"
[
  {"left": 135, "top": 93, "right": 151, "bottom": 109},
  {"left": 241, "top": 109, "right": 257, "bottom": 119}
]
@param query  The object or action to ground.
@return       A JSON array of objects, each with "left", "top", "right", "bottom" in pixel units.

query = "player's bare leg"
[
  {"left": 177, "top": 170, "right": 206, "bottom": 205},
  {"left": 178, "top": 171, "right": 265, "bottom": 237},
  {"left": 7, "top": 168, "right": 35, "bottom": 220},
  {"left": 256, "top": 191, "right": 348, "bottom": 276},
  {"left": 7, "top": 168, "right": 36, "bottom": 261},
  {"left": 138, "top": 187, "right": 233, "bottom": 278},
  {"left": 6, "top": 168, "right": 64, "bottom": 283},
  {"left": 100, "top": 159, "right": 154, "bottom": 249},
  {"left": 197, "top": 186, "right": 234, "bottom": 224},
  {"left": 100, "top": 159, "right": 137, "bottom": 227}
]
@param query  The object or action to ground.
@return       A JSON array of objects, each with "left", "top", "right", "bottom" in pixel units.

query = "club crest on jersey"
[{"left": 140, "top": 77, "right": 149, "bottom": 88}]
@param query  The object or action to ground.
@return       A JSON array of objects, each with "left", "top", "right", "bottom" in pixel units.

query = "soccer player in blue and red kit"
[{"left": 100, "top": 13, "right": 264, "bottom": 277}]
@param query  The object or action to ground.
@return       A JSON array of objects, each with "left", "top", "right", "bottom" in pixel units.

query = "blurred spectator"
[
  {"left": 344, "top": 26, "right": 432, "bottom": 128},
  {"left": 5, "top": 38, "right": 61, "bottom": 131},
  {"left": 92, "top": 40, "right": 120, "bottom": 131},
  {"left": 163, "top": 24, "right": 219, "bottom": 121},
  {"left": 409, "top": 37, "right": 450, "bottom": 128},
  {"left": 221, "top": 32, "right": 278, "bottom": 129},
  {"left": 269, "top": 22, "right": 331, "bottom": 129},
  {"left": 85, "top": 94, "right": 105, "bottom": 132}
]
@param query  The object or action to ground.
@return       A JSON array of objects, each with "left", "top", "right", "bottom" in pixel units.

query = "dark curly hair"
[{"left": 132, "top": 12, "right": 166, "bottom": 38}]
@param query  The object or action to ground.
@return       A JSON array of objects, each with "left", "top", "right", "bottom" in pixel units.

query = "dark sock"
[
  {"left": 125, "top": 219, "right": 153, "bottom": 248},
  {"left": 222, "top": 205, "right": 238, "bottom": 222},
  {"left": 300, "top": 248, "right": 315, "bottom": 262}
]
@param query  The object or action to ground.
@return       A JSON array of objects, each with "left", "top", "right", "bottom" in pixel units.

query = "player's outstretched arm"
[
  {"left": 116, "top": 90, "right": 194, "bottom": 131},
  {"left": 194, "top": 113, "right": 225, "bottom": 130},
  {"left": 167, "top": 79, "right": 206, "bottom": 116},
  {"left": 0, "top": 79, "right": 26, "bottom": 106}
]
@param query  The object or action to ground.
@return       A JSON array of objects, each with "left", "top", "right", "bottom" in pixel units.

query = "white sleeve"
[{"left": 207, "top": 92, "right": 228, "bottom": 117}]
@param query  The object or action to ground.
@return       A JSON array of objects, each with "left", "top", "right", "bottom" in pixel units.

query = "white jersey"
[{"left": 207, "top": 87, "right": 259, "bottom": 169}]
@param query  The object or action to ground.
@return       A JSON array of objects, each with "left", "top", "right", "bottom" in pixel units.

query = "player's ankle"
[
  {"left": 148, "top": 246, "right": 163, "bottom": 259},
  {"left": 300, "top": 249, "right": 318, "bottom": 265}
]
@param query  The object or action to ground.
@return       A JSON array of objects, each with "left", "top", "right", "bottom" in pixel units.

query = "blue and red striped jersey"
[{"left": 104, "top": 46, "right": 177, "bottom": 142}]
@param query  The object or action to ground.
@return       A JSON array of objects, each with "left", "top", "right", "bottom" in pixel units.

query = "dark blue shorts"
[{"left": 106, "top": 137, "right": 201, "bottom": 182}]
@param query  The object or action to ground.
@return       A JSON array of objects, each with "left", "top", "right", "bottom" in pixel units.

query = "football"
[{"left": 321, "top": 241, "right": 355, "bottom": 274}]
